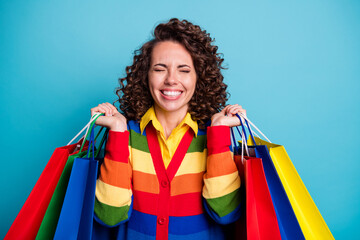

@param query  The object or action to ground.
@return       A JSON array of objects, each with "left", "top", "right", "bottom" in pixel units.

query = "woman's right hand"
[{"left": 91, "top": 103, "right": 127, "bottom": 132}]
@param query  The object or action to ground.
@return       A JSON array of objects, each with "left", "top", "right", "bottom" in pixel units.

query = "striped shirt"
[{"left": 94, "top": 118, "right": 241, "bottom": 239}]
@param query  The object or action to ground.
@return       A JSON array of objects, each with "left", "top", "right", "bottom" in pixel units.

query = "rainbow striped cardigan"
[{"left": 94, "top": 120, "right": 241, "bottom": 239}]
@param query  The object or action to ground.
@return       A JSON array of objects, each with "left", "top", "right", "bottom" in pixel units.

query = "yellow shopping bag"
[{"left": 248, "top": 136, "right": 334, "bottom": 240}]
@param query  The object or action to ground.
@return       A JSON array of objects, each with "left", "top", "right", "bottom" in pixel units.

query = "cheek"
[
  {"left": 148, "top": 74, "right": 156, "bottom": 90},
  {"left": 187, "top": 75, "right": 197, "bottom": 93},
  {"left": 148, "top": 73, "right": 163, "bottom": 89}
]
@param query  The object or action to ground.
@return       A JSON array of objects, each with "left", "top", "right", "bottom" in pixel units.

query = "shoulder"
[
  {"left": 127, "top": 120, "right": 142, "bottom": 134},
  {"left": 196, "top": 119, "right": 211, "bottom": 136}
]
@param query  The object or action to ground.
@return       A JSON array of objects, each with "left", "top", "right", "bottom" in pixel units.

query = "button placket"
[
  {"left": 161, "top": 179, "right": 169, "bottom": 188},
  {"left": 158, "top": 217, "right": 166, "bottom": 225}
]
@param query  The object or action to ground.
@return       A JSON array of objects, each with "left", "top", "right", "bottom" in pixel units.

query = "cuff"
[
  {"left": 105, "top": 130, "right": 130, "bottom": 163},
  {"left": 207, "top": 126, "right": 230, "bottom": 155}
]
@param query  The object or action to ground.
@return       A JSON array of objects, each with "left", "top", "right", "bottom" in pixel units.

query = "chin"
[{"left": 156, "top": 103, "right": 188, "bottom": 114}]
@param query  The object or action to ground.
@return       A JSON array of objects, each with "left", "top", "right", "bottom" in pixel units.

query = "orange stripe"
[
  {"left": 132, "top": 171, "right": 159, "bottom": 194},
  {"left": 98, "top": 157, "right": 132, "bottom": 189},
  {"left": 171, "top": 172, "right": 204, "bottom": 196},
  {"left": 204, "top": 151, "right": 238, "bottom": 179}
]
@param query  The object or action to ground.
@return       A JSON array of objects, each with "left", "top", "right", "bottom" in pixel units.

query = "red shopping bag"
[
  {"left": 5, "top": 140, "right": 85, "bottom": 240},
  {"left": 234, "top": 155, "right": 281, "bottom": 240}
]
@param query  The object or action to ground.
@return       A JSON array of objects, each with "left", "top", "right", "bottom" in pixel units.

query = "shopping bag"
[
  {"left": 4, "top": 140, "right": 83, "bottom": 240},
  {"left": 36, "top": 114, "right": 104, "bottom": 240},
  {"left": 232, "top": 124, "right": 281, "bottom": 240},
  {"left": 250, "top": 135, "right": 334, "bottom": 240},
  {"left": 249, "top": 144, "right": 305, "bottom": 240},
  {"left": 234, "top": 154, "right": 282, "bottom": 240},
  {"left": 235, "top": 115, "right": 305, "bottom": 240},
  {"left": 53, "top": 122, "right": 106, "bottom": 239},
  {"left": 35, "top": 150, "right": 88, "bottom": 240},
  {"left": 238, "top": 113, "right": 334, "bottom": 239}
]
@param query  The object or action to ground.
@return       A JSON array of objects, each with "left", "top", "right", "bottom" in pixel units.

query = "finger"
[
  {"left": 218, "top": 105, "right": 230, "bottom": 116},
  {"left": 225, "top": 105, "right": 240, "bottom": 116},
  {"left": 100, "top": 103, "right": 113, "bottom": 116},
  {"left": 228, "top": 105, "right": 245, "bottom": 116},
  {"left": 231, "top": 107, "right": 246, "bottom": 116},
  {"left": 222, "top": 105, "right": 234, "bottom": 114},
  {"left": 233, "top": 107, "right": 246, "bottom": 118},
  {"left": 91, "top": 106, "right": 106, "bottom": 117},
  {"left": 104, "top": 102, "right": 118, "bottom": 114}
]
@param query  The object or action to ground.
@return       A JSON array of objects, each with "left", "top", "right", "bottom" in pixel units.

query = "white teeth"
[{"left": 162, "top": 91, "right": 182, "bottom": 96}]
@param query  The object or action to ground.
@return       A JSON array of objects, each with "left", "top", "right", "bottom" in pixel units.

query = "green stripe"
[
  {"left": 94, "top": 198, "right": 131, "bottom": 226},
  {"left": 187, "top": 134, "right": 206, "bottom": 153},
  {"left": 130, "top": 130, "right": 206, "bottom": 153},
  {"left": 129, "top": 129, "right": 150, "bottom": 153},
  {"left": 205, "top": 189, "right": 241, "bottom": 217}
]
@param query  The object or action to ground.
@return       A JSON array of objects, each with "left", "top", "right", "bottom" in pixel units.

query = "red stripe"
[
  {"left": 105, "top": 131, "right": 129, "bottom": 163},
  {"left": 206, "top": 126, "right": 230, "bottom": 155},
  {"left": 132, "top": 190, "right": 158, "bottom": 215},
  {"left": 169, "top": 192, "right": 204, "bottom": 216},
  {"left": 133, "top": 190, "right": 204, "bottom": 217}
]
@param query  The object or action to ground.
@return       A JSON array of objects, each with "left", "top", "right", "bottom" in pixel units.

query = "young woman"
[{"left": 91, "top": 18, "right": 246, "bottom": 240}]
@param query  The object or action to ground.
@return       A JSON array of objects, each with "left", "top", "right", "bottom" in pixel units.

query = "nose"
[{"left": 164, "top": 69, "right": 178, "bottom": 85}]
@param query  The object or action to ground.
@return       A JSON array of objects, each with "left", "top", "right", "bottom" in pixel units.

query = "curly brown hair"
[{"left": 115, "top": 18, "right": 228, "bottom": 129}]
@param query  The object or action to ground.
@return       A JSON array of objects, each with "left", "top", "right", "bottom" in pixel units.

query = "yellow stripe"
[
  {"left": 175, "top": 151, "right": 207, "bottom": 176},
  {"left": 95, "top": 179, "right": 132, "bottom": 207},
  {"left": 130, "top": 147, "right": 156, "bottom": 175},
  {"left": 202, "top": 171, "right": 240, "bottom": 199}
]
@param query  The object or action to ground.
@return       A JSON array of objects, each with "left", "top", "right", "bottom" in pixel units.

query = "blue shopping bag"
[
  {"left": 233, "top": 114, "right": 305, "bottom": 240},
  {"left": 54, "top": 122, "right": 105, "bottom": 240}
]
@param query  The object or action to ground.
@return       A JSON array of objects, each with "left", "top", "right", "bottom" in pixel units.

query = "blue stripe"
[
  {"left": 198, "top": 127, "right": 206, "bottom": 136},
  {"left": 169, "top": 225, "right": 227, "bottom": 240},
  {"left": 127, "top": 210, "right": 157, "bottom": 236},
  {"left": 168, "top": 214, "right": 210, "bottom": 235},
  {"left": 92, "top": 220, "right": 128, "bottom": 240},
  {"left": 127, "top": 228, "right": 156, "bottom": 240},
  {"left": 169, "top": 231, "right": 211, "bottom": 240},
  {"left": 127, "top": 120, "right": 145, "bottom": 135}
]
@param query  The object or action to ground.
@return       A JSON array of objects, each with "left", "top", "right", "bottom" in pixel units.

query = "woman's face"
[{"left": 148, "top": 41, "right": 197, "bottom": 116}]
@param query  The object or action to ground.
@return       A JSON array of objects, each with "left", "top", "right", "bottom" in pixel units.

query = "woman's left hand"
[{"left": 211, "top": 104, "right": 246, "bottom": 127}]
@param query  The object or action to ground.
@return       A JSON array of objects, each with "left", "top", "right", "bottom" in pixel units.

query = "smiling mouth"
[{"left": 160, "top": 90, "right": 183, "bottom": 97}]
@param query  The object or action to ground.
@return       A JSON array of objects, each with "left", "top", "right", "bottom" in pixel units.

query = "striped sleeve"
[
  {"left": 94, "top": 130, "right": 133, "bottom": 227},
  {"left": 202, "top": 125, "right": 242, "bottom": 224}
]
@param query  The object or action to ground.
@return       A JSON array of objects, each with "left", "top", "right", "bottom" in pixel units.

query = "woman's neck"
[{"left": 153, "top": 105, "right": 188, "bottom": 139}]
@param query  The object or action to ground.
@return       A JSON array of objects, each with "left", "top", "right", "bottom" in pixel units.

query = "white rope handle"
[
  {"left": 67, "top": 113, "right": 102, "bottom": 146},
  {"left": 239, "top": 113, "right": 272, "bottom": 143},
  {"left": 241, "top": 127, "right": 249, "bottom": 164},
  {"left": 80, "top": 113, "right": 100, "bottom": 145},
  {"left": 251, "top": 130, "right": 261, "bottom": 139}
]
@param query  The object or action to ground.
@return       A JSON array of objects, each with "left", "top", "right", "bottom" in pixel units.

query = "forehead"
[{"left": 151, "top": 41, "right": 193, "bottom": 65}]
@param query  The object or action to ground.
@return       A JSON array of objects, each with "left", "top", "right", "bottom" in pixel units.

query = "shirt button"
[
  {"left": 161, "top": 180, "right": 169, "bottom": 188},
  {"left": 158, "top": 217, "right": 166, "bottom": 225}
]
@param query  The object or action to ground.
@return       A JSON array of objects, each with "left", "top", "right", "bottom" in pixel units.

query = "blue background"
[{"left": 1, "top": 0, "right": 359, "bottom": 238}]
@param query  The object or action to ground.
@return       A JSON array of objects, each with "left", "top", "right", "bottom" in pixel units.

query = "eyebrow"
[{"left": 153, "top": 63, "right": 191, "bottom": 68}]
